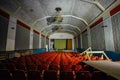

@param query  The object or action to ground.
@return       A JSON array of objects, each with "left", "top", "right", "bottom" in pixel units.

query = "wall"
[
  {"left": 0, "top": 9, "right": 9, "bottom": 51},
  {"left": 41, "top": 35, "right": 45, "bottom": 48},
  {"left": 49, "top": 33, "right": 74, "bottom": 50},
  {"left": 82, "top": 30, "right": 88, "bottom": 49},
  {"left": 77, "top": 36, "right": 81, "bottom": 48},
  {"left": 15, "top": 21, "right": 30, "bottom": 50},
  {"left": 33, "top": 30, "right": 39, "bottom": 49},
  {"left": 91, "top": 22, "right": 105, "bottom": 50},
  {"left": 76, "top": 4, "right": 120, "bottom": 52},
  {"left": 6, "top": 16, "right": 17, "bottom": 51},
  {"left": 103, "top": 17, "right": 115, "bottom": 51},
  {"left": 0, "top": 9, "right": 48, "bottom": 52},
  {"left": 111, "top": 12, "right": 120, "bottom": 52}
]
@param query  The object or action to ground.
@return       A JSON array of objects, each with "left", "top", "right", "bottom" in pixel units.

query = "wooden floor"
[{"left": 84, "top": 61, "right": 120, "bottom": 80}]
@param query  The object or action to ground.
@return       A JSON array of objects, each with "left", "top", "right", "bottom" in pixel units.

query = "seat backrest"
[
  {"left": 60, "top": 71, "right": 75, "bottom": 80},
  {"left": 28, "top": 65, "right": 38, "bottom": 71},
  {"left": 92, "top": 71, "right": 107, "bottom": 80},
  {"left": 38, "top": 64, "right": 49, "bottom": 71},
  {"left": 48, "top": 64, "right": 60, "bottom": 70},
  {"left": 27, "top": 70, "right": 42, "bottom": 80},
  {"left": 75, "top": 71, "right": 91, "bottom": 80},
  {"left": 7, "top": 63, "right": 16, "bottom": 72},
  {"left": 60, "top": 65, "right": 72, "bottom": 71},
  {"left": 0, "top": 63, "right": 7, "bottom": 69},
  {"left": 15, "top": 64, "right": 27, "bottom": 71},
  {"left": 43, "top": 70, "right": 58, "bottom": 80},
  {"left": 12, "top": 70, "right": 26, "bottom": 80},
  {"left": 0, "top": 69, "right": 13, "bottom": 80}
]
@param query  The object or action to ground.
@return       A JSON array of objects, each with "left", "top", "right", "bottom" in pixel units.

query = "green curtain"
[{"left": 54, "top": 39, "right": 66, "bottom": 50}]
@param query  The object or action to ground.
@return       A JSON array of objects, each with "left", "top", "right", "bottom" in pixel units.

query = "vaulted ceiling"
[{"left": 0, "top": 0, "right": 117, "bottom": 37}]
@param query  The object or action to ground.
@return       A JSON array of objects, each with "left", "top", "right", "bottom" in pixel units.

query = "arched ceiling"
[{"left": 0, "top": 0, "right": 117, "bottom": 37}]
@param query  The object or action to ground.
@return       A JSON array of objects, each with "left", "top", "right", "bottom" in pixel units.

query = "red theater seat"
[
  {"left": 15, "top": 64, "right": 27, "bottom": 71},
  {"left": 28, "top": 70, "right": 43, "bottom": 80},
  {"left": 91, "top": 71, "right": 107, "bottom": 80},
  {"left": 0, "top": 63, "right": 7, "bottom": 69},
  {"left": 43, "top": 70, "right": 58, "bottom": 80},
  {"left": 75, "top": 71, "right": 91, "bottom": 80},
  {"left": 0, "top": 69, "right": 13, "bottom": 80},
  {"left": 27, "top": 64, "right": 38, "bottom": 71},
  {"left": 60, "top": 71, "right": 75, "bottom": 80},
  {"left": 12, "top": 70, "right": 27, "bottom": 80},
  {"left": 7, "top": 63, "right": 16, "bottom": 72},
  {"left": 48, "top": 64, "right": 60, "bottom": 70}
]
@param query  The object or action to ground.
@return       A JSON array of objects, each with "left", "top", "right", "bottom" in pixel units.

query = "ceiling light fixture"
[{"left": 46, "top": 7, "right": 63, "bottom": 25}]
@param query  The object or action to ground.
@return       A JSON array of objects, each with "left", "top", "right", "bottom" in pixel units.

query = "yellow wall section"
[{"left": 67, "top": 39, "right": 72, "bottom": 50}]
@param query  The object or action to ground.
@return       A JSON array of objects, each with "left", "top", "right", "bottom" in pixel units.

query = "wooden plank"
[{"left": 84, "top": 61, "right": 120, "bottom": 80}]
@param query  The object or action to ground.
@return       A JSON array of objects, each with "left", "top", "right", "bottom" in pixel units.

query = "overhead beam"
[
  {"left": 80, "top": 0, "right": 105, "bottom": 11},
  {"left": 45, "top": 29, "right": 77, "bottom": 36},
  {"left": 93, "top": 1, "right": 105, "bottom": 11},
  {"left": 40, "top": 24, "right": 81, "bottom": 33},
  {"left": 31, "top": 15, "right": 88, "bottom": 26}
]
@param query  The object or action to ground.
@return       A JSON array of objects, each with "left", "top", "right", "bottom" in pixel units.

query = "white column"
[
  {"left": 45, "top": 36, "right": 46, "bottom": 48},
  {"left": 87, "top": 27, "right": 91, "bottom": 47},
  {"left": 80, "top": 35, "right": 83, "bottom": 48},
  {"left": 39, "top": 33, "right": 41, "bottom": 48},
  {"left": 6, "top": 16, "right": 17, "bottom": 51},
  {"left": 72, "top": 38, "right": 74, "bottom": 50},
  {"left": 49, "top": 38, "right": 51, "bottom": 50},
  {"left": 29, "top": 29, "right": 33, "bottom": 49}
]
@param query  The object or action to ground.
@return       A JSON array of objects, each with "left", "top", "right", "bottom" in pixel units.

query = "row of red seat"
[
  {"left": 0, "top": 52, "right": 82, "bottom": 71},
  {"left": 0, "top": 52, "right": 116, "bottom": 80},
  {"left": 0, "top": 52, "right": 107, "bottom": 72},
  {"left": 0, "top": 69, "right": 117, "bottom": 80}
]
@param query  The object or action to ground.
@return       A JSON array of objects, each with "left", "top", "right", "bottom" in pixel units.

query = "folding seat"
[
  {"left": 60, "top": 65, "right": 72, "bottom": 71},
  {"left": 12, "top": 70, "right": 26, "bottom": 80},
  {"left": 82, "top": 65, "right": 94, "bottom": 73},
  {"left": 15, "top": 64, "right": 27, "bottom": 71},
  {"left": 38, "top": 64, "right": 49, "bottom": 71},
  {"left": 72, "top": 64, "right": 82, "bottom": 72},
  {"left": 48, "top": 64, "right": 60, "bottom": 70},
  {"left": 18, "top": 57, "right": 25, "bottom": 65},
  {"left": 91, "top": 71, "right": 108, "bottom": 80},
  {"left": 0, "top": 69, "right": 13, "bottom": 80},
  {"left": 10, "top": 57, "right": 19, "bottom": 64},
  {"left": 60, "top": 71, "right": 75, "bottom": 80},
  {"left": 75, "top": 71, "right": 91, "bottom": 80},
  {"left": 7, "top": 63, "right": 16, "bottom": 72},
  {"left": 0, "top": 63, "right": 7, "bottom": 69},
  {"left": 27, "top": 64, "right": 38, "bottom": 71},
  {"left": 43, "top": 70, "right": 58, "bottom": 80},
  {"left": 27, "top": 70, "right": 43, "bottom": 80}
]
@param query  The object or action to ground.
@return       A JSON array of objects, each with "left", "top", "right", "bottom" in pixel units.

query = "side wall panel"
[
  {"left": 111, "top": 12, "right": 120, "bottom": 52},
  {"left": 78, "top": 36, "right": 81, "bottom": 48},
  {"left": 82, "top": 31, "right": 88, "bottom": 49},
  {"left": 91, "top": 23, "right": 105, "bottom": 50},
  {"left": 15, "top": 25, "right": 30, "bottom": 50},
  {"left": 0, "top": 16, "right": 8, "bottom": 51},
  {"left": 33, "top": 32, "right": 39, "bottom": 49},
  {"left": 104, "top": 17, "right": 115, "bottom": 51},
  {"left": 41, "top": 36, "right": 45, "bottom": 48}
]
